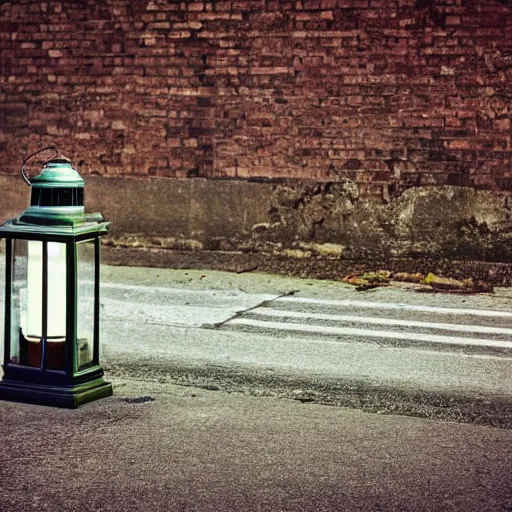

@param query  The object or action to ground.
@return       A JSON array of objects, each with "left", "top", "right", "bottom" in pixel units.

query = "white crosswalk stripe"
[
  {"left": 228, "top": 318, "right": 512, "bottom": 349},
  {"left": 222, "top": 296, "right": 512, "bottom": 351},
  {"left": 276, "top": 296, "right": 512, "bottom": 318},
  {"left": 249, "top": 308, "right": 512, "bottom": 336}
]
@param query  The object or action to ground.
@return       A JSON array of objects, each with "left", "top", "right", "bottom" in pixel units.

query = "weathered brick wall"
[{"left": 1, "top": 0, "right": 511, "bottom": 197}]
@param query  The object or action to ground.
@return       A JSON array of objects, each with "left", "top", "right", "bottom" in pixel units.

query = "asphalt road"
[
  {"left": 1, "top": 261, "right": 512, "bottom": 425},
  {"left": 96, "top": 265, "right": 512, "bottom": 428},
  {"left": 1, "top": 378, "right": 512, "bottom": 512},
  {"left": 1, "top": 264, "right": 512, "bottom": 511}
]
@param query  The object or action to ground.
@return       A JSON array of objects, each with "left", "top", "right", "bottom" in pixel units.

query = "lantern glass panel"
[
  {"left": 12, "top": 241, "right": 67, "bottom": 370},
  {"left": 77, "top": 241, "right": 95, "bottom": 370},
  {"left": 45, "top": 242, "right": 67, "bottom": 371},
  {"left": 0, "top": 239, "right": 4, "bottom": 361},
  {"left": 11, "top": 239, "right": 29, "bottom": 365}
]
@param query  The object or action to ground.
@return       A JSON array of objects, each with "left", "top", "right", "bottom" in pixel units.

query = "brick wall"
[{"left": 0, "top": 0, "right": 511, "bottom": 196}]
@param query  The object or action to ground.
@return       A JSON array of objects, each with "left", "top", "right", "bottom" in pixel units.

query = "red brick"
[
  {"left": 188, "top": 2, "right": 205, "bottom": 11},
  {"left": 446, "top": 140, "right": 471, "bottom": 150},
  {"left": 47, "top": 49, "right": 63, "bottom": 58},
  {"left": 0, "top": 1, "right": 511, "bottom": 190}
]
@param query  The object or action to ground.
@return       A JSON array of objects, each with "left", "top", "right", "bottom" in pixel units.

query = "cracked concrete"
[{"left": 2, "top": 175, "right": 512, "bottom": 271}]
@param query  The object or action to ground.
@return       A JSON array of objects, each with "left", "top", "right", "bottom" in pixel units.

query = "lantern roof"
[
  {"left": 0, "top": 214, "right": 109, "bottom": 240},
  {"left": 0, "top": 151, "right": 109, "bottom": 239},
  {"left": 30, "top": 156, "right": 85, "bottom": 189}
]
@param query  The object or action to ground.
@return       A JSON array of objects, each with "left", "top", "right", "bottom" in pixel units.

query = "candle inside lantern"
[
  {"left": 26, "top": 241, "right": 42, "bottom": 338},
  {"left": 46, "top": 242, "right": 67, "bottom": 338},
  {"left": 26, "top": 241, "right": 66, "bottom": 338},
  {"left": 24, "top": 241, "right": 67, "bottom": 370}
]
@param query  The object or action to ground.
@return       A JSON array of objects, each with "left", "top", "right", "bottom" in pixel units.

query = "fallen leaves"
[
  {"left": 343, "top": 270, "right": 494, "bottom": 294},
  {"left": 343, "top": 271, "right": 391, "bottom": 291},
  {"left": 422, "top": 273, "right": 494, "bottom": 294},
  {"left": 393, "top": 272, "right": 424, "bottom": 284},
  {"left": 423, "top": 272, "right": 469, "bottom": 291}
]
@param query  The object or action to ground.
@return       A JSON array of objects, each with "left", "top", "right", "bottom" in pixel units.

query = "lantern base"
[{"left": 0, "top": 376, "right": 113, "bottom": 409}]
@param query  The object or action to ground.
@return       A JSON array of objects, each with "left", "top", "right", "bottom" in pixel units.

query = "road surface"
[
  {"left": 1, "top": 264, "right": 512, "bottom": 511},
  {"left": 95, "top": 265, "right": 512, "bottom": 427}
]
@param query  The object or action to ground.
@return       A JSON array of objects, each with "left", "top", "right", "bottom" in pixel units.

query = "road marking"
[
  {"left": 228, "top": 318, "right": 512, "bottom": 349},
  {"left": 251, "top": 308, "right": 512, "bottom": 335},
  {"left": 277, "top": 297, "right": 512, "bottom": 318},
  {"left": 100, "top": 292, "right": 278, "bottom": 328},
  {"left": 98, "top": 281, "right": 278, "bottom": 300}
]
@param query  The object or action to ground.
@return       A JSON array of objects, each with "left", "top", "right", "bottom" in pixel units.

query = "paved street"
[
  {"left": 1, "top": 264, "right": 512, "bottom": 511},
  {"left": 88, "top": 265, "right": 512, "bottom": 427},
  {"left": 2, "top": 377, "right": 512, "bottom": 512},
  {"left": 1, "top": 263, "right": 512, "bottom": 424}
]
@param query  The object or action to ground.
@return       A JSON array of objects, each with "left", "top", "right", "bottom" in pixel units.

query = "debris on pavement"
[
  {"left": 343, "top": 271, "right": 391, "bottom": 291},
  {"left": 422, "top": 272, "right": 472, "bottom": 290},
  {"left": 342, "top": 270, "right": 494, "bottom": 294},
  {"left": 235, "top": 265, "right": 259, "bottom": 274},
  {"left": 393, "top": 272, "right": 425, "bottom": 283},
  {"left": 421, "top": 273, "right": 494, "bottom": 294}
]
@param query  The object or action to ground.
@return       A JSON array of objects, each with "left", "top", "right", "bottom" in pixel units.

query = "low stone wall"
[{"left": 2, "top": 175, "right": 512, "bottom": 267}]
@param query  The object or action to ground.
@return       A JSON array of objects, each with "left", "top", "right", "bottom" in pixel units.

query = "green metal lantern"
[{"left": 0, "top": 147, "right": 112, "bottom": 408}]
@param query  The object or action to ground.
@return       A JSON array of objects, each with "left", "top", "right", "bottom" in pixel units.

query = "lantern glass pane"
[
  {"left": 12, "top": 241, "right": 67, "bottom": 370},
  {"left": 46, "top": 242, "right": 67, "bottom": 337},
  {"left": 77, "top": 241, "right": 95, "bottom": 370},
  {"left": 0, "top": 239, "right": 4, "bottom": 364},
  {"left": 11, "top": 240, "right": 29, "bottom": 365},
  {"left": 45, "top": 242, "right": 66, "bottom": 371}
]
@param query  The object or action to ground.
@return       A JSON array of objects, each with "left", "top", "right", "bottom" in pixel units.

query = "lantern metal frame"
[{"left": 0, "top": 150, "right": 112, "bottom": 408}]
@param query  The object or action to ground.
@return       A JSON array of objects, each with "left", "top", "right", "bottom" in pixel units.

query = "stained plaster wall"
[{"left": 1, "top": 175, "right": 511, "bottom": 264}]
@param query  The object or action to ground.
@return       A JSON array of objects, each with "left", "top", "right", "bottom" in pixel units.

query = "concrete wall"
[{"left": 2, "top": 175, "right": 511, "bottom": 264}]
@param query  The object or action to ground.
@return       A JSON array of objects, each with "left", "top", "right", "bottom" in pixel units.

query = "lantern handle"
[{"left": 20, "top": 145, "right": 60, "bottom": 186}]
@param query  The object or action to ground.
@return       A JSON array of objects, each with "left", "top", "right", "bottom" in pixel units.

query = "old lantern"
[{"left": 0, "top": 147, "right": 112, "bottom": 407}]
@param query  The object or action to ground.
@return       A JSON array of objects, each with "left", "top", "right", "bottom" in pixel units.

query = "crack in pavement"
[{"left": 208, "top": 289, "right": 301, "bottom": 329}]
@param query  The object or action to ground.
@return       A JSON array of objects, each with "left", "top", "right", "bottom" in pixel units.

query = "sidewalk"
[{"left": 1, "top": 377, "right": 511, "bottom": 512}]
